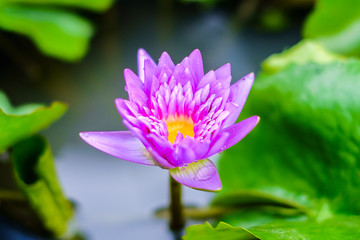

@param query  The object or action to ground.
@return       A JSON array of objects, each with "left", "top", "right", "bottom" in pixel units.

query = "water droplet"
[{"left": 196, "top": 166, "right": 216, "bottom": 181}]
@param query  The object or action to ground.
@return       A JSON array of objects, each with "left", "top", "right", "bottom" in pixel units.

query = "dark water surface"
[{"left": 0, "top": 1, "right": 301, "bottom": 239}]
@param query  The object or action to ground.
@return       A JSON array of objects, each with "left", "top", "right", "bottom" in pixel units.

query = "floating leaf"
[
  {"left": 184, "top": 217, "right": 360, "bottom": 240},
  {"left": 183, "top": 222, "right": 258, "bottom": 240},
  {"left": 0, "top": 91, "right": 67, "bottom": 152},
  {"left": 220, "top": 207, "right": 307, "bottom": 230},
  {"left": 11, "top": 135, "right": 73, "bottom": 236},
  {"left": 0, "top": 6, "right": 93, "bottom": 61},
  {"left": 216, "top": 48, "right": 360, "bottom": 215},
  {"left": 303, "top": 0, "right": 360, "bottom": 55},
  {"left": 248, "top": 216, "right": 360, "bottom": 240}
]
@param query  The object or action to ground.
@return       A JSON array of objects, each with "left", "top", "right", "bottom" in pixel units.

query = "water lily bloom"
[{"left": 80, "top": 49, "right": 259, "bottom": 192}]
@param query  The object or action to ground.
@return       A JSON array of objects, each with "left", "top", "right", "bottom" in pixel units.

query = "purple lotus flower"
[{"left": 80, "top": 49, "right": 259, "bottom": 192}]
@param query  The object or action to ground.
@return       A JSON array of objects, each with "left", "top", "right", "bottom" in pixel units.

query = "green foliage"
[
  {"left": 303, "top": 0, "right": 360, "bottom": 55},
  {"left": 201, "top": 41, "right": 360, "bottom": 239},
  {"left": 184, "top": 217, "right": 360, "bottom": 240},
  {"left": 184, "top": 222, "right": 258, "bottom": 240},
  {"left": 11, "top": 135, "right": 73, "bottom": 236},
  {"left": 261, "top": 40, "right": 344, "bottom": 74},
  {"left": 217, "top": 52, "right": 360, "bottom": 215},
  {"left": 0, "top": 0, "right": 113, "bottom": 11},
  {"left": 0, "top": 91, "right": 67, "bottom": 153},
  {"left": 248, "top": 216, "right": 360, "bottom": 240},
  {"left": 258, "top": 8, "right": 289, "bottom": 32},
  {"left": 0, "top": 0, "right": 114, "bottom": 61},
  {"left": 0, "top": 6, "right": 93, "bottom": 61}
]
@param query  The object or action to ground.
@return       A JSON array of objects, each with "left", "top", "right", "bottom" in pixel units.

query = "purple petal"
[
  {"left": 215, "top": 63, "right": 231, "bottom": 79},
  {"left": 79, "top": 131, "right": 155, "bottom": 166},
  {"left": 115, "top": 98, "right": 139, "bottom": 120},
  {"left": 205, "top": 131, "right": 230, "bottom": 157},
  {"left": 158, "top": 51, "right": 175, "bottom": 70},
  {"left": 170, "top": 159, "right": 222, "bottom": 192},
  {"left": 224, "top": 73, "right": 255, "bottom": 127},
  {"left": 171, "top": 144, "right": 196, "bottom": 166},
  {"left": 137, "top": 48, "right": 156, "bottom": 82},
  {"left": 221, "top": 115, "right": 259, "bottom": 150},
  {"left": 122, "top": 119, "right": 152, "bottom": 149},
  {"left": 147, "top": 146, "right": 175, "bottom": 169},
  {"left": 122, "top": 69, "right": 148, "bottom": 105},
  {"left": 207, "top": 116, "right": 259, "bottom": 157},
  {"left": 197, "top": 70, "right": 216, "bottom": 90},
  {"left": 178, "top": 136, "right": 210, "bottom": 160},
  {"left": 188, "top": 49, "right": 204, "bottom": 83},
  {"left": 114, "top": 98, "right": 128, "bottom": 118},
  {"left": 124, "top": 68, "right": 144, "bottom": 90},
  {"left": 146, "top": 133, "right": 180, "bottom": 166},
  {"left": 144, "top": 59, "right": 159, "bottom": 95}
]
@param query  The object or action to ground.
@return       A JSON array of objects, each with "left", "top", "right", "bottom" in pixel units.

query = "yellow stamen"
[{"left": 166, "top": 116, "right": 195, "bottom": 144}]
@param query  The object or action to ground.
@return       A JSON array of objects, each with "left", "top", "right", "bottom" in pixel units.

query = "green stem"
[{"left": 169, "top": 175, "right": 185, "bottom": 231}]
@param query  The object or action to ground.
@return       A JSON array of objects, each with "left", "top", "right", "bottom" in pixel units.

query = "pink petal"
[
  {"left": 224, "top": 73, "right": 255, "bottom": 127},
  {"left": 205, "top": 132, "right": 230, "bottom": 157},
  {"left": 221, "top": 115, "right": 260, "bottom": 150},
  {"left": 158, "top": 51, "right": 175, "bottom": 70},
  {"left": 79, "top": 131, "right": 155, "bottom": 166},
  {"left": 137, "top": 48, "right": 156, "bottom": 82},
  {"left": 124, "top": 68, "right": 144, "bottom": 90},
  {"left": 197, "top": 70, "right": 216, "bottom": 90},
  {"left": 178, "top": 136, "right": 210, "bottom": 160},
  {"left": 147, "top": 146, "right": 175, "bottom": 169},
  {"left": 144, "top": 59, "right": 159, "bottom": 95},
  {"left": 169, "top": 159, "right": 222, "bottom": 192},
  {"left": 122, "top": 69, "right": 148, "bottom": 105},
  {"left": 171, "top": 144, "right": 196, "bottom": 166},
  {"left": 207, "top": 116, "right": 259, "bottom": 158},
  {"left": 215, "top": 63, "right": 231, "bottom": 79},
  {"left": 188, "top": 49, "right": 204, "bottom": 83}
]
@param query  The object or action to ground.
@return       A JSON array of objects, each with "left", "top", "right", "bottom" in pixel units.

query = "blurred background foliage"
[
  {"left": 0, "top": 0, "right": 359, "bottom": 239},
  {"left": 0, "top": 0, "right": 113, "bottom": 61}
]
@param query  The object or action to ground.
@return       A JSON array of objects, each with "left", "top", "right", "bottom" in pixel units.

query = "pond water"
[{"left": 0, "top": 1, "right": 301, "bottom": 239}]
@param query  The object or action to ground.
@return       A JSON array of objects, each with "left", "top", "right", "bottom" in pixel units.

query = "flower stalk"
[{"left": 169, "top": 174, "right": 185, "bottom": 231}]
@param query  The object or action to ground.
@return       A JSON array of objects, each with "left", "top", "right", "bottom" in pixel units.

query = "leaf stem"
[{"left": 169, "top": 175, "right": 185, "bottom": 232}]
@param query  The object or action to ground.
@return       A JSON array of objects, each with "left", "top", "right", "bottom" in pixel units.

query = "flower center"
[{"left": 166, "top": 116, "right": 195, "bottom": 144}]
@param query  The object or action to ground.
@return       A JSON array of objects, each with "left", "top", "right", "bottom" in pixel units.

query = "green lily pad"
[
  {"left": 183, "top": 222, "right": 258, "bottom": 240},
  {"left": 0, "top": 91, "right": 67, "bottom": 152},
  {"left": 0, "top": 6, "right": 93, "bottom": 61},
  {"left": 11, "top": 135, "right": 73, "bottom": 237},
  {"left": 248, "top": 216, "right": 360, "bottom": 240},
  {"left": 303, "top": 0, "right": 360, "bottom": 55},
  {"left": 221, "top": 207, "right": 308, "bottom": 230},
  {"left": 216, "top": 53, "right": 360, "bottom": 215},
  {"left": 184, "top": 216, "right": 360, "bottom": 240}
]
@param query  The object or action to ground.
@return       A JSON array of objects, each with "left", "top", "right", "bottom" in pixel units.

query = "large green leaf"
[
  {"left": 303, "top": 0, "right": 360, "bottom": 55},
  {"left": 0, "top": 0, "right": 113, "bottom": 11},
  {"left": 0, "top": 91, "right": 67, "bottom": 152},
  {"left": 248, "top": 216, "right": 360, "bottom": 240},
  {"left": 0, "top": 6, "right": 93, "bottom": 61},
  {"left": 11, "top": 135, "right": 73, "bottom": 236},
  {"left": 216, "top": 57, "right": 360, "bottom": 215},
  {"left": 184, "top": 216, "right": 360, "bottom": 240}
]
